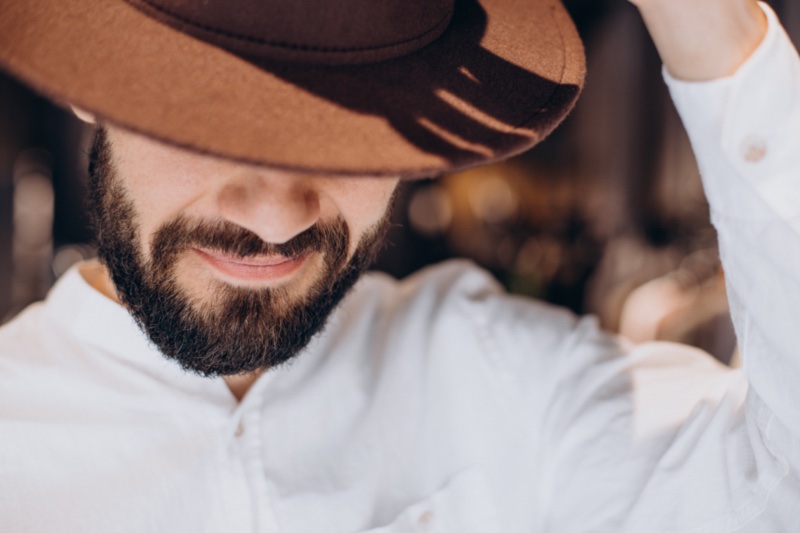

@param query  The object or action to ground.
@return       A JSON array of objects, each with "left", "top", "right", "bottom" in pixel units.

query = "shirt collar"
[
  {"left": 41, "top": 260, "right": 348, "bottom": 412},
  {"left": 43, "top": 260, "right": 237, "bottom": 407}
]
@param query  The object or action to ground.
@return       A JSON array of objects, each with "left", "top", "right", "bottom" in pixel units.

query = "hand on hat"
[{"left": 629, "top": 0, "right": 767, "bottom": 80}]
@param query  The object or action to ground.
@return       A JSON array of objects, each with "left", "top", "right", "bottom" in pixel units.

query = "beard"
[{"left": 87, "top": 127, "right": 391, "bottom": 377}]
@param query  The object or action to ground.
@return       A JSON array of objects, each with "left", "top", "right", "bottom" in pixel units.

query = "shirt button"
[
  {"left": 234, "top": 422, "right": 245, "bottom": 438},
  {"left": 417, "top": 510, "right": 434, "bottom": 528},
  {"left": 741, "top": 136, "right": 767, "bottom": 163}
]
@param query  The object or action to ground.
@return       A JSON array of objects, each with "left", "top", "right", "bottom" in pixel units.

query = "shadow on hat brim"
[{"left": 0, "top": 0, "right": 585, "bottom": 178}]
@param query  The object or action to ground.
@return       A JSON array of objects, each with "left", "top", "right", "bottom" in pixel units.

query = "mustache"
[{"left": 149, "top": 215, "right": 349, "bottom": 267}]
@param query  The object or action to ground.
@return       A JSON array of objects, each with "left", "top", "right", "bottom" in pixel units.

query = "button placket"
[
  {"left": 227, "top": 411, "right": 245, "bottom": 441},
  {"left": 235, "top": 394, "right": 282, "bottom": 532}
]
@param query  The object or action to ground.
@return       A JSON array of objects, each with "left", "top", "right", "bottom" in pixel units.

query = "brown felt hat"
[{"left": 0, "top": 0, "right": 584, "bottom": 177}]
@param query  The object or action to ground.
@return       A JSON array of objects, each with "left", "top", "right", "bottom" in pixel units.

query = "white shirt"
[{"left": 2, "top": 5, "right": 799, "bottom": 532}]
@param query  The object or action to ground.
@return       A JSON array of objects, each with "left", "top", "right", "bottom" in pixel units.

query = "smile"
[{"left": 192, "top": 248, "right": 310, "bottom": 283}]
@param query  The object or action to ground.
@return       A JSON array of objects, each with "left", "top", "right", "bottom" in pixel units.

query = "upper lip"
[{"left": 194, "top": 248, "right": 302, "bottom": 267}]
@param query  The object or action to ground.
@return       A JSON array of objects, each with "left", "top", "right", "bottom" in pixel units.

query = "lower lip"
[{"left": 192, "top": 249, "right": 309, "bottom": 282}]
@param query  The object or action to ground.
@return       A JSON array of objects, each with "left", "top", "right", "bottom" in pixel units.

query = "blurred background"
[{"left": 1, "top": 0, "right": 798, "bottom": 364}]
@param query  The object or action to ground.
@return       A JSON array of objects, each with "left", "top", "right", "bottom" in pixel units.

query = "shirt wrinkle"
[{"left": 3, "top": 3, "right": 800, "bottom": 532}]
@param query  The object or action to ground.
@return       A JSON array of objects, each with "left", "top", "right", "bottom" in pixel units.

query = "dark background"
[{"left": 1, "top": 0, "right": 797, "bottom": 358}]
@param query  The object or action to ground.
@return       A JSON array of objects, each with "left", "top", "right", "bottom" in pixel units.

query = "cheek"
[
  {"left": 123, "top": 180, "right": 190, "bottom": 254},
  {"left": 333, "top": 178, "right": 399, "bottom": 244},
  {"left": 115, "top": 158, "right": 208, "bottom": 252}
]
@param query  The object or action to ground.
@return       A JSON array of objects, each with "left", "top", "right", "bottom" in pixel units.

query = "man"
[{"left": 0, "top": 0, "right": 797, "bottom": 531}]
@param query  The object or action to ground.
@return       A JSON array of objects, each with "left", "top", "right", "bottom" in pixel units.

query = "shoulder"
[
  {"left": 330, "top": 260, "right": 603, "bottom": 382},
  {"left": 351, "top": 259, "right": 576, "bottom": 331},
  {"left": 0, "top": 301, "right": 65, "bottom": 410},
  {"left": 0, "top": 302, "right": 51, "bottom": 368}
]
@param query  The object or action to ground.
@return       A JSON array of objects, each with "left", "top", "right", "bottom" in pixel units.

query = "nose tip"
[{"left": 216, "top": 172, "right": 321, "bottom": 244}]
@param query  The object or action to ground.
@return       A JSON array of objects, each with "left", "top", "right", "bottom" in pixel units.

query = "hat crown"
[{"left": 124, "top": 0, "right": 455, "bottom": 64}]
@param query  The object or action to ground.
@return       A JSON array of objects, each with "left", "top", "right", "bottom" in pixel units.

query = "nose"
[{"left": 216, "top": 169, "right": 321, "bottom": 244}]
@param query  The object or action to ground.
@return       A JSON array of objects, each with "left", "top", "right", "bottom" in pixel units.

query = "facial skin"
[{"left": 87, "top": 125, "right": 399, "bottom": 381}]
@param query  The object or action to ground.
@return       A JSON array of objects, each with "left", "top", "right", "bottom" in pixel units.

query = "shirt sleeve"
[
  {"left": 664, "top": 0, "right": 800, "bottom": 473},
  {"left": 509, "top": 6, "right": 800, "bottom": 530}
]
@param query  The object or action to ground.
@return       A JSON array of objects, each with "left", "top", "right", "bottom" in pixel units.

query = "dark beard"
[{"left": 87, "top": 127, "right": 391, "bottom": 376}]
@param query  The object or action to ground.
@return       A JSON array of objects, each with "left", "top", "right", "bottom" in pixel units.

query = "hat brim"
[{"left": 0, "top": 0, "right": 584, "bottom": 177}]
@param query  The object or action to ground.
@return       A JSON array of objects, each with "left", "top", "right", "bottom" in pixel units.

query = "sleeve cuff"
[{"left": 664, "top": 2, "right": 800, "bottom": 228}]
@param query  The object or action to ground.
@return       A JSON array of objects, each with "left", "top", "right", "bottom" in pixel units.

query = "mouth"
[{"left": 192, "top": 248, "right": 311, "bottom": 283}]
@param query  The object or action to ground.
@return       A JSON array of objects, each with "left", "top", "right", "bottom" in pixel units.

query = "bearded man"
[{"left": 0, "top": 0, "right": 798, "bottom": 531}]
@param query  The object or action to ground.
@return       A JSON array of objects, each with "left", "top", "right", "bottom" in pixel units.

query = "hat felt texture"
[{"left": 0, "top": 0, "right": 585, "bottom": 177}]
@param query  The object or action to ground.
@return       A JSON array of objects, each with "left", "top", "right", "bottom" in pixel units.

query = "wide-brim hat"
[{"left": 0, "top": 0, "right": 584, "bottom": 178}]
